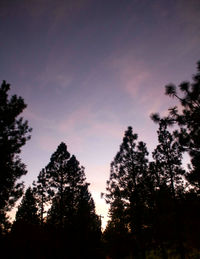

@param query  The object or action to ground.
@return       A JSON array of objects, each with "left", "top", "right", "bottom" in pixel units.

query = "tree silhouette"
[
  {"left": 104, "top": 126, "right": 150, "bottom": 258},
  {"left": 150, "top": 61, "right": 200, "bottom": 258},
  {"left": 150, "top": 120, "right": 187, "bottom": 258},
  {"left": 0, "top": 81, "right": 32, "bottom": 233},
  {"left": 152, "top": 61, "right": 200, "bottom": 192},
  {"left": 14, "top": 187, "right": 39, "bottom": 225},
  {"left": 11, "top": 188, "right": 45, "bottom": 259},
  {"left": 152, "top": 120, "right": 185, "bottom": 199},
  {"left": 45, "top": 142, "right": 70, "bottom": 226},
  {"left": 46, "top": 142, "right": 102, "bottom": 258},
  {"left": 33, "top": 168, "right": 51, "bottom": 224},
  {"left": 47, "top": 146, "right": 100, "bottom": 231}
]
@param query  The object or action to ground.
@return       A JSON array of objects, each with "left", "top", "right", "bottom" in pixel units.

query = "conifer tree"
[
  {"left": 152, "top": 120, "right": 185, "bottom": 198},
  {"left": 46, "top": 142, "right": 101, "bottom": 258},
  {"left": 33, "top": 168, "right": 51, "bottom": 224},
  {"left": 104, "top": 127, "right": 150, "bottom": 257},
  {"left": 46, "top": 142, "right": 100, "bottom": 233},
  {"left": 46, "top": 142, "right": 70, "bottom": 226},
  {"left": 152, "top": 61, "right": 200, "bottom": 192},
  {"left": 0, "top": 81, "right": 32, "bottom": 232},
  {"left": 15, "top": 187, "right": 39, "bottom": 225},
  {"left": 151, "top": 121, "right": 186, "bottom": 256}
]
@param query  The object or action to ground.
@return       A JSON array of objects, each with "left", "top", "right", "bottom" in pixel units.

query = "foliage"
[
  {"left": 104, "top": 126, "right": 152, "bottom": 257},
  {"left": 14, "top": 187, "right": 39, "bottom": 225},
  {"left": 152, "top": 61, "right": 200, "bottom": 192},
  {"left": 152, "top": 120, "right": 185, "bottom": 198},
  {"left": 0, "top": 80, "right": 31, "bottom": 233},
  {"left": 33, "top": 167, "right": 51, "bottom": 224},
  {"left": 2, "top": 61, "right": 200, "bottom": 257}
]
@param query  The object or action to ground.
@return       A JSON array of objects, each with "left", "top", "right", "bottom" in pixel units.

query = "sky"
[{"left": 0, "top": 0, "right": 200, "bottom": 228}]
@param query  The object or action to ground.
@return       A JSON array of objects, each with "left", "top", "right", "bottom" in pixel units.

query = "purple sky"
[{"left": 1, "top": 0, "right": 200, "bottom": 227}]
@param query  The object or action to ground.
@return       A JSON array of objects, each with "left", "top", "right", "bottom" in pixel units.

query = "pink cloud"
[
  {"left": 58, "top": 105, "right": 93, "bottom": 133},
  {"left": 108, "top": 54, "right": 151, "bottom": 98}
]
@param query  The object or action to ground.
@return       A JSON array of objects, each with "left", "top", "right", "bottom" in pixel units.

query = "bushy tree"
[{"left": 0, "top": 81, "right": 31, "bottom": 232}]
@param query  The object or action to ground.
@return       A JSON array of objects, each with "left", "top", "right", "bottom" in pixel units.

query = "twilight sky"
[{"left": 1, "top": 0, "right": 200, "bottom": 227}]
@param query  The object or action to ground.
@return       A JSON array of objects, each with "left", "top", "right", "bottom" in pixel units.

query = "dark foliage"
[
  {"left": 2, "top": 62, "right": 200, "bottom": 258},
  {"left": 152, "top": 61, "right": 200, "bottom": 192},
  {"left": 103, "top": 127, "right": 153, "bottom": 258},
  {"left": 33, "top": 167, "right": 51, "bottom": 224},
  {"left": 0, "top": 81, "right": 31, "bottom": 233}
]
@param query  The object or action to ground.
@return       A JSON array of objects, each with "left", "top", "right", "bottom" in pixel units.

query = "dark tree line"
[
  {"left": 11, "top": 142, "right": 102, "bottom": 259},
  {"left": 0, "top": 61, "right": 200, "bottom": 258},
  {"left": 103, "top": 61, "right": 200, "bottom": 258}
]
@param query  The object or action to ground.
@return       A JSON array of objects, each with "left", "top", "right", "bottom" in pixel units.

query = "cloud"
[
  {"left": 108, "top": 53, "right": 151, "bottom": 98},
  {"left": 58, "top": 105, "right": 93, "bottom": 133}
]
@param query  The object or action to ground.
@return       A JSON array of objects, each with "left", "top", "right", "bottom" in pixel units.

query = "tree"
[
  {"left": 10, "top": 188, "right": 43, "bottom": 259},
  {"left": 14, "top": 187, "right": 39, "bottom": 225},
  {"left": 104, "top": 127, "right": 150, "bottom": 258},
  {"left": 47, "top": 145, "right": 99, "bottom": 231},
  {"left": 46, "top": 142, "right": 101, "bottom": 258},
  {"left": 33, "top": 168, "right": 51, "bottom": 224},
  {"left": 0, "top": 81, "right": 32, "bottom": 232},
  {"left": 152, "top": 120, "right": 185, "bottom": 199},
  {"left": 152, "top": 61, "right": 200, "bottom": 192},
  {"left": 150, "top": 120, "right": 186, "bottom": 257},
  {"left": 46, "top": 142, "right": 70, "bottom": 226}
]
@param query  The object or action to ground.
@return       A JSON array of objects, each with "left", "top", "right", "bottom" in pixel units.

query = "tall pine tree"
[
  {"left": 152, "top": 120, "right": 185, "bottom": 198},
  {"left": 0, "top": 81, "right": 32, "bottom": 233},
  {"left": 14, "top": 187, "right": 39, "bottom": 225},
  {"left": 152, "top": 61, "right": 200, "bottom": 192},
  {"left": 46, "top": 142, "right": 100, "bottom": 233},
  {"left": 33, "top": 168, "right": 51, "bottom": 224},
  {"left": 150, "top": 120, "right": 186, "bottom": 257},
  {"left": 46, "top": 142, "right": 101, "bottom": 258},
  {"left": 104, "top": 127, "right": 150, "bottom": 258}
]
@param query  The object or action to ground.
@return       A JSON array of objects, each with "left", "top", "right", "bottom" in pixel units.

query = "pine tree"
[
  {"left": 46, "top": 142, "right": 100, "bottom": 233},
  {"left": 104, "top": 127, "right": 150, "bottom": 258},
  {"left": 152, "top": 120, "right": 186, "bottom": 258},
  {"left": 152, "top": 61, "right": 200, "bottom": 192},
  {"left": 46, "top": 142, "right": 70, "bottom": 226},
  {"left": 46, "top": 142, "right": 101, "bottom": 258},
  {"left": 0, "top": 81, "right": 32, "bottom": 232},
  {"left": 33, "top": 168, "right": 51, "bottom": 224},
  {"left": 15, "top": 187, "right": 39, "bottom": 225},
  {"left": 152, "top": 120, "right": 185, "bottom": 198}
]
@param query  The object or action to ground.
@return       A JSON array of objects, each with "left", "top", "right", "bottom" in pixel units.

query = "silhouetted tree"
[
  {"left": 10, "top": 188, "right": 46, "bottom": 259},
  {"left": 46, "top": 142, "right": 101, "bottom": 258},
  {"left": 150, "top": 121, "right": 187, "bottom": 257},
  {"left": 14, "top": 187, "right": 39, "bottom": 225},
  {"left": 0, "top": 81, "right": 32, "bottom": 233},
  {"left": 47, "top": 148, "right": 100, "bottom": 230},
  {"left": 46, "top": 142, "right": 70, "bottom": 226},
  {"left": 152, "top": 61, "right": 200, "bottom": 192},
  {"left": 152, "top": 120, "right": 185, "bottom": 199},
  {"left": 104, "top": 127, "right": 150, "bottom": 258},
  {"left": 33, "top": 168, "right": 51, "bottom": 224}
]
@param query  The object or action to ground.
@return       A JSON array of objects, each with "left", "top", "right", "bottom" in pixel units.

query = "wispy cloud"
[{"left": 108, "top": 53, "right": 151, "bottom": 98}]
